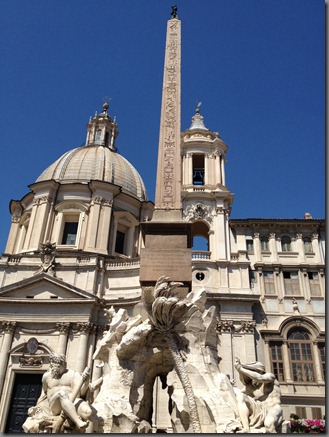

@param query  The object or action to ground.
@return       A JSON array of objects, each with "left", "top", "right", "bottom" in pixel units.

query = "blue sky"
[{"left": 0, "top": 0, "right": 324, "bottom": 253}]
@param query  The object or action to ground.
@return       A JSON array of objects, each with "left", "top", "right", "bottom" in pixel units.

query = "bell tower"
[{"left": 181, "top": 106, "right": 234, "bottom": 262}]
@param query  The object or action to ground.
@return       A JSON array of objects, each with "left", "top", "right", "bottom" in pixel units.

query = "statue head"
[{"left": 49, "top": 352, "right": 67, "bottom": 378}]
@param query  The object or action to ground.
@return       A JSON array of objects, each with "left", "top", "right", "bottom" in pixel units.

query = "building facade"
[{"left": 0, "top": 13, "right": 325, "bottom": 434}]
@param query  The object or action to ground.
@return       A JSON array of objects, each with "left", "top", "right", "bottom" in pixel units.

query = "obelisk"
[{"left": 140, "top": 7, "right": 192, "bottom": 288}]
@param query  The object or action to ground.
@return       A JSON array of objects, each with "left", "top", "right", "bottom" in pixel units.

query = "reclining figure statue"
[
  {"left": 234, "top": 357, "right": 283, "bottom": 433},
  {"left": 23, "top": 352, "right": 102, "bottom": 433}
]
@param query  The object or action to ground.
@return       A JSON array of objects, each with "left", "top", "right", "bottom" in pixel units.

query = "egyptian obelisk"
[{"left": 140, "top": 7, "right": 192, "bottom": 288}]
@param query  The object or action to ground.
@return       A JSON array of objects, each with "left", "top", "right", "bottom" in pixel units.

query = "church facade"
[{"left": 0, "top": 11, "right": 325, "bottom": 434}]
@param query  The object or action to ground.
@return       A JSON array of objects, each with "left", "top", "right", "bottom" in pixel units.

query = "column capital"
[
  {"left": 56, "top": 322, "right": 71, "bottom": 333},
  {"left": 2, "top": 321, "right": 16, "bottom": 333},
  {"left": 76, "top": 322, "right": 94, "bottom": 334}
]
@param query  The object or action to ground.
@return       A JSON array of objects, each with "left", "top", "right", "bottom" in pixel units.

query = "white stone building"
[{"left": 0, "top": 13, "right": 324, "bottom": 434}]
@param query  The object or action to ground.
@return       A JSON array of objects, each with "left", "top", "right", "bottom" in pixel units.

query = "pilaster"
[{"left": 0, "top": 322, "right": 16, "bottom": 394}]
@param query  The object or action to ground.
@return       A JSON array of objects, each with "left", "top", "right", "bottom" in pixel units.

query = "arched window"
[
  {"left": 192, "top": 235, "right": 208, "bottom": 251},
  {"left": 260, "top": 236, "right": 269, "bottom": 252},
  {"left": 191, "top": 221, "right": 209, "bottom": 251},
  {"left": 95, "top": 129, "right": 102, "bottom": 145},
  {"left": 192, "top": 154, "right": 205, "bottom": 185},
  {"left": 303, "top": 237, "right": 313, "bottom": 253},
  {"left": 288, "top": 328, "right": 315, "bottom": 383},
  {"left": 281, "top": 236, "right": 291, "bottom": 252}
]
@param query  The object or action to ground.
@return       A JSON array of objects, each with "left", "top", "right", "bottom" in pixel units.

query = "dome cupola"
[
  {"left": 36, "top": 104, "right": 147, "bottom": 201},
  {"left": 86, "top": 102, "right": 118, "bottom": 150}
]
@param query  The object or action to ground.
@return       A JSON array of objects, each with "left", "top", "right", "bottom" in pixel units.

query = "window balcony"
[{"left": 192, "top": 250, "right": 211, "bottom": 260}]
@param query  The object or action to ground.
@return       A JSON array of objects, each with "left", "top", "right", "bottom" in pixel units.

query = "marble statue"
[
  {"left": 23, "top": 352, "right": 102, "bottom": 433},
  {"left": 234, "top": 358, "right": 283, "bottom": 433},
  {"left": 23, "top": 278, "right": 284, "bottom": 433},
  {"left": 91, "top": 276, "right": 242, "bottom": 433}
]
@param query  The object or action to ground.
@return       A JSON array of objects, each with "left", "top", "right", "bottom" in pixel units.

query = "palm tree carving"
[{"left": 142, "top": 276, "right": 202, "bottom": 433}]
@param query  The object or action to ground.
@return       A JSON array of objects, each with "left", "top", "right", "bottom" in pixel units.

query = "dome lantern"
[{"left": 85, "top": 102, "right": 119, "bottom": 151}]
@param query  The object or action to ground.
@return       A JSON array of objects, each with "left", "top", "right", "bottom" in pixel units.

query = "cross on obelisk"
[{"left": 140, "top": 8, "right": 192, "bottom": 289}]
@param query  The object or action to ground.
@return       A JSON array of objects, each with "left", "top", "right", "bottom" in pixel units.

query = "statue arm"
[
  {"left": 238, "top": 366, "right": 275, "bottom": 383},
  {"left": 72, "top": 368, "right": 90, "bottom": 399}
]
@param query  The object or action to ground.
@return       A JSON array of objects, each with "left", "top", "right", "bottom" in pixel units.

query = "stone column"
[
  {"left": 125, "top": 226, "right": 136, "bottom": 257},
  {"left": 75, "top": 323, "right": 92, "bottom": 373},
  {"left": 269, "top": 232, "right": 278, "bottom": 262},
  {"left": 29, "top": 196, "right": 51, "bottom": 250},
  {"left": 215, "top": 207, "right": 227, "bottom": 259},
  {"left": 312, "top": 342, "right": 324, "bottom": 384},
  {"left": 311, "top": 233, "right": 321, "bottom": 263},
  {"left": 214, "top": 153, "right": 221, "bottom": 186},
  {"left": 282, "top": 341, "right": 293, "bottom": 383},
  {"left": 87, "top": 196, "right": 101, "bottom": 250},
  {"left": 0, "top": 322, "right": 16, "bottom": 394},
  {"left": 97, "top": 199, "right": 113, "bottom": 253},
  {"left": 225, "top": 210, "right": 231, "bottom": 261},
  {"left": 204, "top": 154, "right": 210, "bottom": 185},
  {"left": 263, "top": 341, "right": 272, "bottom": 372},
  {"left": 110, "top": 218, "right": 118, "bottom": 255},
  {"left": 56, "top": 322, "right": 70, "bottom": 355},
  {"left": 295, "top": 233, "right": 305, "bottom": 263},
  {"left": 4, "top": 201, "right": 22, "bottom": 254},
  {"left": 23, "top": 199, "right": 38, "bottom": 250},
  {"left": 253, "top": 232, "right": 261, "bottom": 262},
  {"left": 221, "top": 155, "right": 226, "bottom": 186}
]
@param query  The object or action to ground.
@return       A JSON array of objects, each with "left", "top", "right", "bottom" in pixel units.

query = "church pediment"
[{"left": 0, "top": 273, "right": 96, "bottom": 301}]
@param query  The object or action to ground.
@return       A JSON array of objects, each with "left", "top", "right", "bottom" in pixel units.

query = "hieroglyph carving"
[{"left": 158, "top": 19, "right": 180, "bottom": 208}]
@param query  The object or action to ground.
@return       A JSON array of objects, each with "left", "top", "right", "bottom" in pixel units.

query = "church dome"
[
  {"left": 36, "top": 145, "right": 147, "bottom": 200},
  {"left": 36, "top": 105, "right": 147, "bottom": 201}
]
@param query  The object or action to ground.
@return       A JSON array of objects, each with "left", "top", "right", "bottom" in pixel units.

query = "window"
[
  {"left": 288, "top": 329, "right": 315, "bottom": 383},
  {"left": 192, "top": 236, "right": 208, "bottom": 251},
  {"left": 192, "top": 154, "right": 204, "bottom": 185},
  {"left": 311, "top": 408, "right": 322, "bottom": 420},
  {"left": 95, "top": 129, "right": 102, "bottom": 144},
  {"left": 196, "top": 272, "right": 205, "bottom": 281},
  {"left": 281, "top": 236, "right": 291, "bottom": 252},
  {"left": 191, "top": 221, "right": 209, "bottom": 251},
  {"left": 270, "top": 342, "right": 285, "bottom": 382},
  {"left": 283, "top": 271, "right": 300, "bottom": 295},
  {"left": 318, "top": 344, "right": 325, "bottom": 380},
  {"left": 54, "top": 202, "right": 87, "bottom": 249},
  {"left": 246, "top": 239, "right": 254, "bottom": 254},
  {"left": 308, "top": 272, "right": 320, "bottom": 296},
  {"left": 105, "top": 131, "right": 110, "bottom": 146},
  {"left": 115, "top": 231, "right": 125, "bottom": 254},
  {"left": 303, "top": 237, "right": 313, "bottom": 253},
  {"left": 261, "top": 236, "right": 269, "bottom": 252},
  {"left": 264, "top": 271, "right": 275, "bottom": 294},
  {"left": 61, "top": 222, "right": 78, "bottom": 245},
  {"left": 295, "top": 407, "right": 306, "bottom": 419},
  {"left": 112, "top": 212, "right": 139, "bottom": 258},
  {"left": 249, "top": 270, "right": 256, "bottom": 288}
]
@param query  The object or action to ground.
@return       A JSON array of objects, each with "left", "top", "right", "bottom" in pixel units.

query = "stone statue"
[
  {"left": 234, "top": 357, "right": 283, "bottom": 433},
  {"left": 34, "top": 240, "right": 56, "bottom": 276},
  {"left": 171, "top": 5, "right": 178, "bottom": 19},
  {"left": 23, "top": 352, "right": 102, "bottom": 433},
  {"left": 92, "top": 276, "right": 242, "bottom": 433}
]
